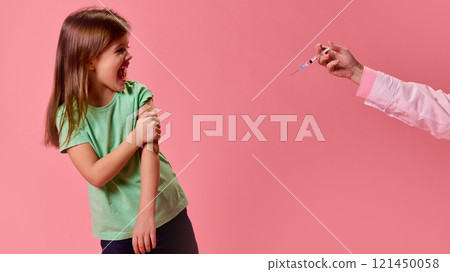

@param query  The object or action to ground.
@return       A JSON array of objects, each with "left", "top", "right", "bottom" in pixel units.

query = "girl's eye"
[{"left": 116, "top": 46, "right": 129, "bottom": 53}]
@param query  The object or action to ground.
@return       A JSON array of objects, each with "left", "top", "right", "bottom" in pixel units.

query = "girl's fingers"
[
  {"left": 143, "top": 120, "right": 159, "bottom": 128},
  {"left": 140, "top": 111, "right": 154, "bottom": 119},
  {"left": 146, "top": 109, "right": 157, "bottom": 116},
  {"left": 138, "top": 235, "right": 145, "bottom": 254},
  {"left": 151, "top": 231, "right": 157, "bottom": 250},
  {"left": 142, "top": 111, "right": 158, "bottom": 120},
  {"left": 144, "top": 233, "right": 151, "bottom": 253},
  {"left": 132, "top": 236, "right": 139, "bottom": 254},
  {"left": 142, "top": 116, "right": 160, "bottom": 125}
]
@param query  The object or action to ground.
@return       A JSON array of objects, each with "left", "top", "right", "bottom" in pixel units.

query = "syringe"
[{"left": 291, "top": 47, "right": 331, "bottom": 76}]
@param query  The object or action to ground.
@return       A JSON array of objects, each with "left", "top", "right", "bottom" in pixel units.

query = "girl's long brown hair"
[{"left": 44, "top": 6, "right": 130, "bottom": 149}]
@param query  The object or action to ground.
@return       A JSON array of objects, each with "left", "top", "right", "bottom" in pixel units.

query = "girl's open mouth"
[{"left": 118, "top": 66, "right": 127, "bottom": 82}]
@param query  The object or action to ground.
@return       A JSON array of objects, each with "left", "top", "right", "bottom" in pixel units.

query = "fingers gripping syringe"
[{"left": 291, "top": 47, "right": 331, "bottom": 76}]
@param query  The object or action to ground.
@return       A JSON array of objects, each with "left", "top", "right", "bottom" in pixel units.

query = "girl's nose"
[{"left": 126, "top": 52, "right": 132, "bottom": 61}]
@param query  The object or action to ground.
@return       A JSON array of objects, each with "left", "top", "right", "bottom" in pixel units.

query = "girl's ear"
[
  {"left": 88, "top": 61, "right": 95, "bottom": 71},
  {"left": 86, "top": 59, "right": 96, "bottom": 71}
]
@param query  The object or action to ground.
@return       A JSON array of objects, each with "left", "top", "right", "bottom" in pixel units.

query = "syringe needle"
[{"left": 291, "top": 47, "right": 330, "bottom": 76}]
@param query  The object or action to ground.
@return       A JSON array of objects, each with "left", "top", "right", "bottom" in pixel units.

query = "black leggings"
[{"left": 100, "top": 208, "right": 198, "bottom": 254}]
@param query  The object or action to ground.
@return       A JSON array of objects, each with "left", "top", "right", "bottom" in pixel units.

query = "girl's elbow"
[{"left": 88, "top": 173, "right": 105, "bottom": 188}]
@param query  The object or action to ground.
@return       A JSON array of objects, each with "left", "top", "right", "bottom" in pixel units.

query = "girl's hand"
[
  {"left": 132, "top": 211, "right": 157, "bottom": 254},
  {"left": 134, "top": 110, "right": 161, "bottom": 147},
  {"left": 316, "top": 41, "right": 364, "bottom": 85}
]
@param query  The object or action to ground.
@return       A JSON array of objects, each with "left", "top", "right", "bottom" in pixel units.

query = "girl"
[{"left": 44, "top": 7, "right": 198, "bottom": 254}]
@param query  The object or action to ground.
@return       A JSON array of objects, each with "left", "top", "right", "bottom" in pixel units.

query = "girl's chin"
[
  {"left": 111, "top": 81, "right": 126, "bottom": 92},
  {"left": 117, "top": 78, "right": 126, "bottom": 87}
]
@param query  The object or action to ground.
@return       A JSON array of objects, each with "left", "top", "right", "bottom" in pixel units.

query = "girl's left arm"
[{"left": 132, "top": 98, "right": 160, "bottom": 254}]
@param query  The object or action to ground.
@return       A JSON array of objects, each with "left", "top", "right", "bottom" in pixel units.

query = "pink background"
[{"left": 1, "top": 0, "right": 449, "bottom": 253}]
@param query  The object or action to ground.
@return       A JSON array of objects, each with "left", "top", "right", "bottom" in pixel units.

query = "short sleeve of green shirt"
[
  {"left": 56, "top": 108, "right": 89, "bottom": 154},
  {"left": 137, "top": 82, "right": 154, "bottom": 108}
]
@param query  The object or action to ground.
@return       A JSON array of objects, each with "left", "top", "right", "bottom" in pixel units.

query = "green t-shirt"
[{"left": 56, "top": 80, "right": 188, "bottom": 240}]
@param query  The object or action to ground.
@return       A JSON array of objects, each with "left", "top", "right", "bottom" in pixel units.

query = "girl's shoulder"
[
  {"left": 124, "top": 80, "right": 153, "bottom": 101},
  {"left": 125, "top": 79, "right": 146, "bottom": 88},
  {"left": 124, "top": 80, "right": 148, "bottom": 94}
]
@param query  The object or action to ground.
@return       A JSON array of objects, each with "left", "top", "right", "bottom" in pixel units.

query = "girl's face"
[{"left": 89, "top": 33, "right": 132, "bottom": 92}]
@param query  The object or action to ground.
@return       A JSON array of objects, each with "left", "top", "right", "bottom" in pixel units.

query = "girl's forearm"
[
  {"left": 138, "top": 143, "right": 160, "bottom": 214},
  {"left": 92, "top": 129, "right": 140, "bottom": 187}
]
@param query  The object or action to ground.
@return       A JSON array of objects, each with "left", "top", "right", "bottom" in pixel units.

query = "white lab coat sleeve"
[{"left": 357, "top": 67, "right": 450, "bottom": 140}]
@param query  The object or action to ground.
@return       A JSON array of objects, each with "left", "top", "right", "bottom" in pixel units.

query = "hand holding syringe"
[
  {"left": 294, "top": 41, "right": 364, "bottom": 85},
  {"left": 291, "top": 41, "right": 365, "bottom": 85},
  {"left": 291, "top": 47, "right": 330, "bottom": 76}
]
